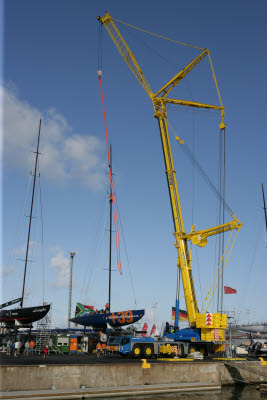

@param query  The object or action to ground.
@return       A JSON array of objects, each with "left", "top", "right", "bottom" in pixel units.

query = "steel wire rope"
[
  {"left": 98, "top": 21, "right": 103, "bottom": 71},
  {"left": 98, "top": 75, "right": 122, "bottom": 275},
  {"left": 38, "top": 162, "right": 45, "bottom": 305},
  {"left": 205, "top": 229, "right": 240, "bottom": 312},
  {"left": 221, "top": 128, "right": 226, "bottom": 314},
  {"left": 80, "top": 183, "right": 109, "bottom": 301},
  {"left": 117, "top": 21, "right": 199, "bottom": 110},
  {"left": 167, "top": 120, "right": 234, "bottom": 215},
  {"left": 113, "top": 187, "right": 137, "bottom": 305},
  {"left": 113, "top": 17, "right": 224, "bottom": 112},
  {"left": 82, "top": 199, "right": 109, "bottom": 306},
  {"left": 213, "top": 151, "right": 221, "bottom": 313},
  {"left": 113, "top": 17, "right": 205, "bottom": 51},
  {"left": 236, "top": 218, "right": 263, "bottom": 324},
  {"left": 86, "top": 214, "right": 108, "bottom": 304},
  {"left": 116, "top": 23, "right": 184, "bottom": 76},
  {"left": 80, "top": 170, "right": 109, "bottom": 299},
  {"left": 217, "top": 129, "right": 223, "bottom": 312},
  {"left": 5, "top": 165, "right": 33, "bottom": 278},
  {"left": 21, "top": 157, "right": 40, "bottom": 304},
  {"left": 189, "top": 111, "right": 204, "bottom": 309},
  {"left": 25, "top": 182, "right": 39, "bottom": 307}
]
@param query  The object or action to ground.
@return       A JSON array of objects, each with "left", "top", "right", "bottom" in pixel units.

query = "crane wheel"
[
  {"left": 132, "top": 344, "right": 142, "bottom": 358},
  {"left": 177, "top": 345, "right": 184, "bottom": 358},
  {"left": 189, "top": 346, "right": 196, "bottom": 354},
  {"left": 143, "top": 345, "right": 154, "bottom": 359}
]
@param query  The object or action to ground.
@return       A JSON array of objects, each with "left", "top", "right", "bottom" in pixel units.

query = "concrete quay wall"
[{"left": 0, "top": 362, "right": 265, "bottom": 392}]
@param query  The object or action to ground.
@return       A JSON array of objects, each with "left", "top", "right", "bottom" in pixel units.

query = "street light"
[
  {"left": 152, "top": 301, "right": 159, "bottom": 326},
  {"left": 68, "top": 252, "right": 77, "bottom": 329}
]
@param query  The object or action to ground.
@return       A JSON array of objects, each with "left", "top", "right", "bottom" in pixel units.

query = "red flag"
[
  {"left": 83, "top": 305, "right": 94, "bottom": 311},
  {"left": 141, "top": 323, "right": 148, "bottom": 337},
  {"left": 150, "top": 324, "right": 156, "bottom": 336},
  {"left": 224, "top": 286, "right": 237, "bottom": 294}
]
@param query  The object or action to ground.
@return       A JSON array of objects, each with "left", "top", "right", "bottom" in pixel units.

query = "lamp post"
[
  {"left": 68, "top": 252, "right": 77, "bottom": 329},
  {"left": 152, "top": 301, "right": 159, "bottom": 326}
]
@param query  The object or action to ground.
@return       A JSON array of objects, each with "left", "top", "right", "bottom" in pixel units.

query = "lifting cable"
[
  {"left": 167, "top": 120, "right": 233, "bottom": 216},
  {"left": 205, "top": 228, "right": 240, "bottom": 312},
  {"left": 97, "top": 24, "right": 122, "bottom": 277},
  {"left": 168, "top": 119, "right": 237, "bottom": 312},
  {"left": 98, "top": 24, "right": 122, "bottom": 275}
]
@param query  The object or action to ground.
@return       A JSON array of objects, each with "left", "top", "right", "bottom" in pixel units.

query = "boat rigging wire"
[
  {"left": 262, "top": 184, "right": 267, "bottom": 240},
  {"left": 80, "top": 188, "right": 109, "bottom": 300},
  {"left": 5, "top": 169, "right": 33, "bottom": 274},
  {"left": 115, "top": 193, "right": 137, "bottom": 305},
  {"left": 38, "top": 162, "right": 45, "bottom": 305},
  {"left": 98, "top": 72, "right": 122, "bottom": 275}
]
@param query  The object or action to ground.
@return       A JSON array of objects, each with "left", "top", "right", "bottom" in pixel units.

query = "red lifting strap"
[{"left": 98, "top": 74, "right": 122, "bottom": 275}]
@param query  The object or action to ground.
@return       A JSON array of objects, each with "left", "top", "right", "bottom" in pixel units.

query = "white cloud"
[
  {"left": 50, "top": 249, "right": 70, "bottom": 288},
  {"left": 13, "top": 241, "right": 37, "bottom": 256},
  {"left": 0, "top": 265, "right": 18, "bottom": 277},
  {"left": 1, "top": 84, "right": 105, "bottom": 190}
]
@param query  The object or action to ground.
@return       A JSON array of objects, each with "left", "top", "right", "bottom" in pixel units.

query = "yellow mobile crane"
[{"left": 98, "top": 13, "right": 242, "bottom": 349}]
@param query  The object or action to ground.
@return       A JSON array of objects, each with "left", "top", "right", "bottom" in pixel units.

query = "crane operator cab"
[{"left": 164, "top": 322, "right": 179, "bottom": 335}]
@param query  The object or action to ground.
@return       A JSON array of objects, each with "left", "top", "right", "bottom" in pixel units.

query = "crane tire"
[
  {"left": 143, "top": 345, "right": 154, "bottom": 359},
  {"left": 177, "top": 344, "right": 184, "bottom": 358},
  {"left": 189, "top": 346, "right": 197, "bottom": 354},
  {"left": 132, "top": 344, "right": 142, "bottom": 358}
]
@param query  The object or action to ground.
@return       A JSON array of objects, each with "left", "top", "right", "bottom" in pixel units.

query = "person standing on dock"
[
  {"left": 24, "top": 340, "right": 29, "bottom": 355},
  {"left": 102, "top": 342, "right": 107, "bottom": 356},
  {"left": 29, "top": 340, "right": 35, "bottom": 355},
  {"left": 43, "top": 342, "right": 48, "bottom": 359},
  {"left": 6, "top": 339, "right": 11, "bottom": 355},
  {"left": 96, "top": 342, "right": 102, "bottom": 357},
  {"left": 14, "top": 340, "right": 19, "bottom": 357},
  {"left": 10, "top": 341, "right": 15, "bottom": 356}
]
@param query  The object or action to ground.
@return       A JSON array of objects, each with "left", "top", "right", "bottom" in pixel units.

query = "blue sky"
[{"left": 1, "top": 0, "right": 267, "bottom": 329}]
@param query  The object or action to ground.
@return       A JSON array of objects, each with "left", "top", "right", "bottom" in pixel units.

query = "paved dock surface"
[
  {"left": 0, "top": 382, "right": 221, "bottom": 399},
  {"left": 0, "top": 353, "right": 208, "bottom": 366},
  {"left": 0, "top": 353, "right": 155, "bottom": 365},
  {"left": 1, "top": 352, "right": 266, "bottom": 366}
]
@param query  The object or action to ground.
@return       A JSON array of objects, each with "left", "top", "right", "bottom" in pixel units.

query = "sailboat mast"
[
  {"left": 262, "top": 184, "right": 267, "bottom": 234},
  {"left": 21, "top": 119, "right": 42, "bottom": 308},
  {"left": 108, "top": 144, "right": 112, "bottom": 311}
]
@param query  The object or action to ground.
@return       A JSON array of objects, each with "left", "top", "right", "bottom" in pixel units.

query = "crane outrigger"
[{"left": 98, "top": 13, "right": 242, "bottom": 348}]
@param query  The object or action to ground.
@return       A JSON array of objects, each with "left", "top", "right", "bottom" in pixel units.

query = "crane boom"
[
  {"left": 97, "top": 14, "right": 153, "bottom": 98},
  {"left": 98, "top": 13, "right": 242, "bottom": 331}
]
